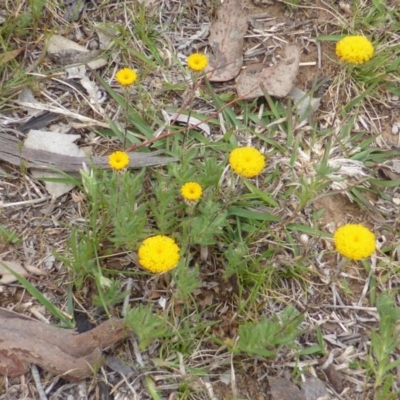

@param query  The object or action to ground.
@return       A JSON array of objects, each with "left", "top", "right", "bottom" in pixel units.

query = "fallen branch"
[
  {"left": 0, "top": 308, "right": 130, "bottom": 381},
  {"left": 0, "top": 131, "right": 176, "bottom": 173}
]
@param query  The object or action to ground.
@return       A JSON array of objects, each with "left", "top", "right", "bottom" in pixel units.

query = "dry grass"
[{"left": 1, "top": 0, "right": 400, "bottom": 399}]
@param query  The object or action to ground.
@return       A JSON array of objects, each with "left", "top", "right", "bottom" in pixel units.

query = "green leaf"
[
  {"left": 228, "top": 206, "right": 280, "bottom": 222},
  {"left": 286, "top": 223, "right": 331, "bottom": 238},
  {"left": 204, "top": 77, "right": 244, "bottom": 129},
  {"left": 125, "top": 304, "right": 169, "bottom": 350},
  {"left": 243, "top": 180, "right": 279, "bottom": 207},
  {"left": 297, "top": 345, "right": 324, "bottom": 356}
]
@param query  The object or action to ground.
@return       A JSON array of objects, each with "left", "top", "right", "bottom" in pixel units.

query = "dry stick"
[
  {"left": 0, "top": 308, "right": 130, "bottom": 381},
  {"left": 122, "top": 278, "right": 133, "bottom": 317},
  {"left": 31, "top": 364, "right": 48, "bottom": 400}
]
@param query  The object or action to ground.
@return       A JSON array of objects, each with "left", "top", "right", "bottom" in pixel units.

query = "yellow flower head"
[
  {"left": 181, "top": 182, "right": 202, "bottom": 201},
  {"left": 108, "top": 151, "right": 130, "bottom": 170},
  {"left": 229, "top": 147, "right": 266, "bottom": 178},
  {"left": 187, "top": 53, "right": 208, "bottom": 72},
  {"left": 115, "top": 68, "right": 137, "bottom": 86},
  {"left": 334, "top": 224, "right": 376, "bottom": 261},
  {"left": 336, "top": 36, "right": 374, "bottom": 65},
  {"left": 138, "top": 235, "right": 180, "bottom": 273}
]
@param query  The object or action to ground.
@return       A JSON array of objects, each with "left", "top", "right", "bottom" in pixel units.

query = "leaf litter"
[
  {"left": 0, "top": 260, "right": 46, "bottom": 285},
  {"left": 0, "top": 0, "right": 396, "bottom": 398},
  {"left": 236, "top": 44, "right": 301, "bottom": 99},
  {"left": 0, "top": 308, "right": 129, "bottom": 381},
  {"left": 206, "top": 0, "right": 248, "bottom": 82}
]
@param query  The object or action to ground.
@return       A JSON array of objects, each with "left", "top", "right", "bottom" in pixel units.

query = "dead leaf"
[
  {"left": 206, "top": 0, "right": 248, "bottom": 82},
  {"left": 165, "top": 111, "right": 211, "bottom": 136},
  {"left": 319, "top": 354, "right": 344, "bottom": 394},
  {"left": 378, "top": 161, "right": 400, "bottom": 181},
  {"left": 18, "top": 88, "right": 42, "bottom": 117},
  {"left": 47, "top": 35, "right": 107, "bottom": 69},
  {"left": 288, "top": 87, "right": 321, "bottom": 122},
  {"left": 0, "top": 260, "right": 48, "bottom": 285},
  {"left": 0, "top": 48, "right": 24, "bottom": 65},
  {"left": 339, "top": 1, "right": 352, "bottom": 15},
  {"left": 105, "top": 355, "right": 136, "bottom": 376},
  {"left": 236, "top": 45, "right": 300, "bottom": 99},
  {"left": 15, "top": 100, "right": 109, "bottom": 127},
  {"left": 24, "top": 130, "right": 87, "bottom": 198},
  {"left": 0, "top": 308, "right": 130, "bottom": 381},
  {"left": 0, "top": 260, "right": 28, "bottom": 284}
]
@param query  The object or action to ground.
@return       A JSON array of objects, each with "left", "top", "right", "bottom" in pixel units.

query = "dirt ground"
[{"left": 1, "top": 0, "right": 399, "bottom": 399}]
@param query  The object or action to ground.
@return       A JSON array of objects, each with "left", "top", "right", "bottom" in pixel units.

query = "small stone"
[
  {"left": 301, "top": 376, "right": 328, "bottom": 400},
  {"left": 300, "top": 234, "right": 309, "bottom": 245},
  {"left": 270, "top": 377, "right": 306, "bottom": 400},
  {"left": 392, "top": 123, "right": 399, "bottom": 135},
  {"left": 88, "top": 40, "right": 99, "bottom": 50},
  {"left": 393, "top": 198, "right": 400, "bottom": 206}
]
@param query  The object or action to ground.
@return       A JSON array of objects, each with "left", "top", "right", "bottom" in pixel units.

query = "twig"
[
  {"left": 132, "top": 338, "right": 145, "bottom": 368},
  {"left": 31, "top": 364, "right": 48, "bottom": 400},
  {"left": 0, "top": 197, "right": 50, "bottom": 208},
  {"left": 122, "top": 278, "right": 133, "bottom": 317},
  {"left": 323, "top": 305, "right": 377, "bottom": 311},
  {"left": 314, "top": 26, "right": 322, "bottom": 69}
]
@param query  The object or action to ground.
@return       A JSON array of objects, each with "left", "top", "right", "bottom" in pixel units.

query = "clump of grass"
[{"left": 2, "top": 1, "right": 400, "bottom": 398}]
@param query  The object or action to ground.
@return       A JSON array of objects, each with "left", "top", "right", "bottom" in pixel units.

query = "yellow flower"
[
  {"left": 336, "top": 36, "right": 374, "bottom": 65},
  {"left": 187, "top": 53, "right": 208, "bottom": 72},
  {"left": 108, "top": 151, "right": 129, "bottom": 170},
  {"left": 181, "top": 182, "right": 202, "bottom": 201},
  {"left": 334, "top": 224, "right": 376, "bottom": 261},
  {"left": 138, "top": 235, "right": 180, "bottom": 273},
  {"left": 229, "top": 147, "right": 266, "bottom": 178},
  {"left": 115, "top": 68, "right": 137, "bottom": 86}
]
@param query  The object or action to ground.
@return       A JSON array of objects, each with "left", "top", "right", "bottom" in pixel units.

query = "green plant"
[
  {"left": 233, "top": 305, "right": 304, "bottom": 358},
  {"left": 0, "top": 224, "right": 20, "bottom": 245},
  {"left": 365, "top": 293, "right": 400, "bottom": 399},
  {"left": 125, "top": 304, "right": 170, "bottom": 350}
]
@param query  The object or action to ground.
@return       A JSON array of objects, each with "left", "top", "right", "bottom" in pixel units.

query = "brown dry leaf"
[
  {"left": 319, "top": 354, "right": 344, "bottom": 394},
  {"left": 0, "top": 260, "right": 47, "bottom": 284},
  {"left": 47, "top": 35, "right": 107, "bottom": 69},
  {"left": 0, "top": 48, "right": 24, "bottom": 65},
  {"left": 378, "top": 161, "right": 400, "bottom": 181},
  {"left": 206, "top": 0, "right": 248, "bottom": 82},
  {"left": 0, "top": 261, "right": 28, "bottom": 284},
  {"left": 236, "top": 45, "right": 300, "bottom": 99},
  {"left": 0, "top": 308, "right": 130, "bottom": 381}
]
